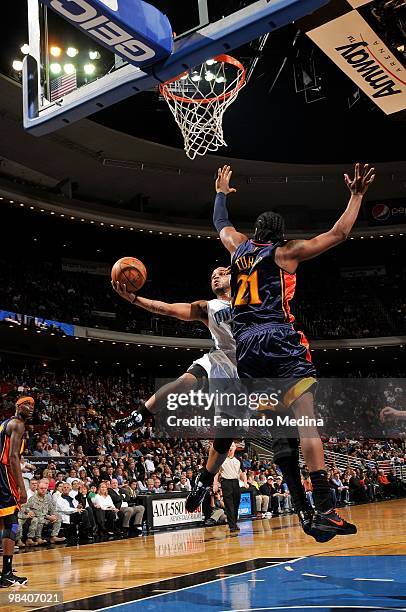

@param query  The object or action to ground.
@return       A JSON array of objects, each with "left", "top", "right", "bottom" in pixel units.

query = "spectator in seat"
[
  {"left": 259, "top": 476, "right": 275, "bottom": 515},
  {"left": 273, "top": 476, "right": 293, "bottom": 514},
  {"left": 387, "top": 470, "right": 406, "bottom": 496},
  {"left": 153, "top": 477, "right": 165, "bottom": 493},
  {"left": 145, "top": 454, "right": 155, "bottom": 475},
  {"left": 55, "top": 482, "right": 92, "bottom": 539},
  {"left": 75, "top": 483, "right": 97, "bottom": 538},
  {"left": 27, "top": 478, "right": 39, "bottom": 500},
  {"left": 349, "top": 469, "right": 368, "bottom": 503},
  {"left": 108, "top": 479, "right": 144, "bottom": 536},
  {"left": 247, "top": 472, "right": 269, "bottom": 518},
  {"left": 18, "top": 479, "right": 64, "bottom": 546},
  {"left": 33, "top": 442, "right": 49, "bottom": 457},
  {"left": 175, "top": 474, "right": 191, "bottom": 492},
  {"left": 49, "top": 442, "right": 61, "bottom": 457},
  {"left": 92, "top": 482, "right": 120, "bottom": 535}
]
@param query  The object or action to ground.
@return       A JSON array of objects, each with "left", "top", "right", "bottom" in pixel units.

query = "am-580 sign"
[
  {"left": 152, "top": 498, "right": 204, "bottom": 528},
  {"left": 40, "top": 0, "right": 173, "bottom": 67}
]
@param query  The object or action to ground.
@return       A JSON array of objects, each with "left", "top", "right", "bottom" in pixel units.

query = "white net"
[{"left": 160, "top": 56, "right": 246, "bottom": 160}]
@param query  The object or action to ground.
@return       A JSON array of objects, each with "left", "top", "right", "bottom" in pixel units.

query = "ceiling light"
[
  {"left": 89, "top": 50, "right": 101, "bottom": 60},
  {"left": 50, "top": 62, "right": 62, "bottom": 75},
  {"left": 50, "top": 46, "right": 62, "bottom": 57},
  {"left": 64, "top": 63, "right": 76, "bottom": 75},
  {"left": 84, "top": 63, "right": 96, "bottom": 75},
  {"left": 12, "top": 60, "right": 23, "bottom": 71},
  {"left": 21, "top": 44, "right": 30, "bottom": 55},
  {"left": 66, "top": 47, "right": 79, "bottom": 58}
]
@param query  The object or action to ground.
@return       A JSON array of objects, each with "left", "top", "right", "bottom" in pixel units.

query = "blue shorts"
[{"left": 236, "top": 323, "right": 317, "bottom": 407}]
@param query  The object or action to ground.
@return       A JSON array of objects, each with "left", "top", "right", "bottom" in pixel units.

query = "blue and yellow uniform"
[
  {"left": 0, "top": 417, "right": 25, "bottom": 517},
  {"left": 231, "top": 239, "right": 316, "bottom": 406}
]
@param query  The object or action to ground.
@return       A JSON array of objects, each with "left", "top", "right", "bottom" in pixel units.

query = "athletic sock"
[
  {"left": 276, "top": 455, "right": 308, "bottom": 514},
  {"left": 273, "top": 437, "right": 308, "bottom": 515},
  {"left": 310, "top": 470, "right": 333, "bottom": 513},
  {"left": 199, "top": 468, "right": 215, "bottom": 486},
  {"left": 2, "top": 555, "right": 12, "bottom": 575}
]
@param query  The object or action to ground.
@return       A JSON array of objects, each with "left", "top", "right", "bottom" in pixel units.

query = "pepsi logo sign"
[{"left": 372, "top": 203, "right": 391, "bottom": 222}]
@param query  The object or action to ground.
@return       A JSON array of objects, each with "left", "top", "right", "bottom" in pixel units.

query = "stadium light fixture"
[
  {"left": 21, "top": 44, "right": 30, "bottom": 55},
  {"left": 50, "top": 46, "right": 62, "bottom": 57},
  {"left": 89, "top": 50, "right": 101, "bottom": 60},
  {"left": 215, "top": 76, "right": 226, "bottom": 83},
  {"left": 204, "top": 71, "right": 215, "bottom": 81},
  {"left": 64, "top": 63, "right": 76, "bottom": 75},
  {"left": 84, "top": 63, "right": 96, "bottom": 75},
  {"left": 206, "top": 59, "right": 217, "bottom": 66},
  {"left": 66, "top": 47, "right": 79, "bottom": 58},
  {"left": 12, "top": 60, "right": 23, "bottom": 71},
  {"left": 50, "top": 62, "right": 62, "bottom": 75},
  {"left": 191, "top": 72, "right": 201, "bottom": 82}
]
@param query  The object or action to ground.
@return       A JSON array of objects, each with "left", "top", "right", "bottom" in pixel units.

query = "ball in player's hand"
[{"left": 111, "top": 257, "right": 147, "bottom": 293}]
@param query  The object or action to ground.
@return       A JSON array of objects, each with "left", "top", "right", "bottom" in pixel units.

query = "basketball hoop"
[{"left": 160, "top": 55, "right": 246, "bottom": 160}]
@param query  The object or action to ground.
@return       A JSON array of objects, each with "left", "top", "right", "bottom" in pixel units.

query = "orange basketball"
[{"left": 111, "top": 257, "right": 147, "bottom": 293}]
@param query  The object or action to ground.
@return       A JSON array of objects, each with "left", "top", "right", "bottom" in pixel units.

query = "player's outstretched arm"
[
  {"left": 380, "top": 407, "right": 406, "bottom": 422},
  {"left": 213, "top": 165, "right": 248, "bottom": 255},
  {"left": 276, "top": 163, "right": 376, "bottom": 273},
  {"left": 112, "top": 281, "right": 208, "bottom": 323}
]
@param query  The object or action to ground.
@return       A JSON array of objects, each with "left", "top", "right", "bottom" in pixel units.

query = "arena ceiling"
[{"left": 1, "top": 75, "right": 406, "bottom": 228}]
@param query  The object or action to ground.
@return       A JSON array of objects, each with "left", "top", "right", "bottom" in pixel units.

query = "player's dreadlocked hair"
[{"left": 254, "top": 211, "right": 285, "bottom": 243}]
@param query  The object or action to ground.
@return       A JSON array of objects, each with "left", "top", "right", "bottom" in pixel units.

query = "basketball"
[{"left": 111, "top": 257, "right": 147, "bottom": 293}]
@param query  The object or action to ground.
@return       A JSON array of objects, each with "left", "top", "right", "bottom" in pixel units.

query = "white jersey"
[{"left": 191, "top": 298, "right": 237, "bottom": 379}]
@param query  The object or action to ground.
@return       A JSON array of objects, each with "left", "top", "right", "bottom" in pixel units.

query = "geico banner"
[
  {"left": 152, "top": 497, "right": 203, "bottom": 528},
  {"left": 40, "top": 0, "right": 173, "bottom": 68},
  {"left": 307, "top": 10, "right": 406, "bottom": 115}
]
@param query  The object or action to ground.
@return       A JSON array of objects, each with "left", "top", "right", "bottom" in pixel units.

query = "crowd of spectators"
[{"left": 0, "top": 361, "right": 404, "bottom": 549}]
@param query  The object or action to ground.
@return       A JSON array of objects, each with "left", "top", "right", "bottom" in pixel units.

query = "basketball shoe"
[
  {"left": 185, "top": 470, "right": 213, "bottom": 513},
  {"left": 0, "top": 571, "right": 28, "bottom": 587},
  {"left": 312, "top": 508, "right": 357, "bottom": 537},
  {"left": 298, "top": 510, "right": 336, "bottom": 543},
  {"left": 112, "top": 403, "right": 147, "bottom": 435}
]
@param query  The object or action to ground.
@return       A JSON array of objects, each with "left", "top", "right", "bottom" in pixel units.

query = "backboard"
[{"left": 23, "top": 0, "right": 329, "bottom": 136}]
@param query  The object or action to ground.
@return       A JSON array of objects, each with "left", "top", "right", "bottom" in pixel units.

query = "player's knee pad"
[
  {"left": 2, "top": 512, "right": 18, "bottom": 541},
  {"left": 213, "top": 437, "right": 233, "bottom": 455}
]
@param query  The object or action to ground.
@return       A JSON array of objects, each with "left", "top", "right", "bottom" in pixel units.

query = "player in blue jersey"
[{"left": 212, "top": 163, "right": 375, "bottom": 540}]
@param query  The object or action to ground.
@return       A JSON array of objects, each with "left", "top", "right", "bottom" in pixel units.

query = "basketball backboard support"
[{"left": 23, "top": 0, "right": 329, "bottom": 136}]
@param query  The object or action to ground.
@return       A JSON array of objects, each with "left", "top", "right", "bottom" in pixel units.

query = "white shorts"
[{"left": 189, "top": 350, "right": 238, "bottom": 380}]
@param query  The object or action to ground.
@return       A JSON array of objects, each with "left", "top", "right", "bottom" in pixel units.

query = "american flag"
[{"left": 50, "top": 73, "right": 77, "bottom": 102}]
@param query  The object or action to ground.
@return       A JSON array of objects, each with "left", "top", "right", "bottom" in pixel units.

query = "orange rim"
[{"left": 159, "top": 55, "right": 246, "bottom": 105}]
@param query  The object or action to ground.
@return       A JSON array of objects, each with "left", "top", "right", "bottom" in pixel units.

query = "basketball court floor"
[{"left": 4, "top": 499, "right": 406, "bottom": 612}]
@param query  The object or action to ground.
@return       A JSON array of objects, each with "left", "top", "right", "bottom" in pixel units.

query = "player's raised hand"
[
  {"left": 216, "top": 165, "right": 237, "bottom": 195},
  {"left": 344, "top": 163, "right": 375, "bottom": 195},
  {"left": 380, "top": 406, "right": 398, "bottom": 422},
  {"left": 111, "top": 280, "right": 136, "bottom": 304}
]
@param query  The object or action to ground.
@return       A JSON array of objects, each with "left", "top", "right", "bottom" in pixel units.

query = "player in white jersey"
[
  {"left": 111, "top": 266, "right": 236, "bottom": 433},
  {"left": 112, "top": 267, "right": 327, "bottom": 541}
]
